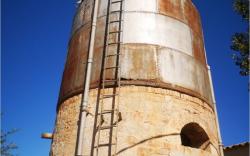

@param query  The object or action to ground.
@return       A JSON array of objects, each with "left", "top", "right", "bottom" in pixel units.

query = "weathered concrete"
[{"left": 51, "top": 86, "right": 220, "bottom": 156}]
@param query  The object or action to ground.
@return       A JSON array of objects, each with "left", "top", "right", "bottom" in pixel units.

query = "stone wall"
[{"left": 51, "top": 86, "right": 220, "bottom": 156}]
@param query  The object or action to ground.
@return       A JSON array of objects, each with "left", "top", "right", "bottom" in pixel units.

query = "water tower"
[{"left": 49, "top": 0, "right": 224, "bottom": 156}]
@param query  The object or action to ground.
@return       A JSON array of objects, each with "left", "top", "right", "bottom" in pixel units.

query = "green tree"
[{"left": 231, "top": 0, "right": 249, "bottom": 76}]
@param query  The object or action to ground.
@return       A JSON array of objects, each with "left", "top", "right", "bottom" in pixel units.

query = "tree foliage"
[
  {"left": 1, "top": 113, "right": 18, "bottom": 156},
  {"left": 231, "top": 0, "right": 249, "bottom": 76},
  {"left": 1, "top": 129, "right": 18, "bottom": 156}
]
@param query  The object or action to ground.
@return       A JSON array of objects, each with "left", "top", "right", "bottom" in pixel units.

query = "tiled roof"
[{"left": 224, "top": 142, "right": 249, "bottom": 150}]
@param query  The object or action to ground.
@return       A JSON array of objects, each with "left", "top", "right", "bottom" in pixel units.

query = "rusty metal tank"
[
  {"left": 51, "top": 0, "right": 221, "bottom": 156},
  {"left": 58, "top": 0, "right": 212, "bottom": 106}
]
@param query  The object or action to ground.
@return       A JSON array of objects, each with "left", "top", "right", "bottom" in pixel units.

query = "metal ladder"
[{"left": 93, "top": 0, "right": 124, "bottom": 155}]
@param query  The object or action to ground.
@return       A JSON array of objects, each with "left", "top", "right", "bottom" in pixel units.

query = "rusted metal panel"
[
  {"left": 192, "top": 32, "right": 206, "bottom": 65},
  {"left": 59, "top": 15, "right": 106, "bottom": 102},
  {"left": 71, "top": 2, "right": 85, "bottom": 35},
  {"left": 183, "top": 0, "right": 206, "bottom": 64},
  {"left": 158, "top": 0, "right": 185, "bottom": 21},
  {"left": 71, "top": 0, "right": 206, "bottom": 66},
  {"left": 59, "top": 23, "right": 91, "bottom": 101},
  {"left": 71, "top": 0, "right": 94, "bottom": 36},
  {"left": 158, "top": 0, "right": 202, "bottom": 36},
  {"left": 121, "top": 44, "right": 158, "bottom": 80},
  {"left": 183, "top": 0, "right": 203, "bottom": 37},
  {"left": 158, "top": 0, "right": 206, "bottom": 65},
  {"left": 58, "top": 0, "right": 212, "bottom": 105},
  {"left": 156, "top": 46, "right": 212, "bottom": 102},
  {"left": 84, "top": 0, "right": 94, "bottom": 23},
  {"left": 97, "top": 0, "right": 108, "bottom": 17},
  {"left": 119, "top": 43, "right": 212, "bottom": 103},
  {"left": 123, "top": 12, "right": 193, "bottom": 56},
  {"left": 124, "top": 0, "right": 156, "bottom": 12}
]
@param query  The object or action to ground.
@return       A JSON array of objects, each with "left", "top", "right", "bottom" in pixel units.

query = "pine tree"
[{"left": 231, "top": 0, "right": 249, "bottom": 76}]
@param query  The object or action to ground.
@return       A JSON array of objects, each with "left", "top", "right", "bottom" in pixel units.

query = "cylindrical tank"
[{"left": 50, "top": 0, "right": 221, "bottom": 156}]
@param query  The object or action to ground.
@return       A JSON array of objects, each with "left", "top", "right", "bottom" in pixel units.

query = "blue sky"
[{"left": 2, "top": 0, "right": 249, "bottom": 155}]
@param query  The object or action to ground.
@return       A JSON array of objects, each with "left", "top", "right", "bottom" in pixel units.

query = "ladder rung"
[
  {"left": 103, "top": 79, "right": 119, "bottom": 82},
  {"left": 102, "top": 83, "right": 120, "bottom": 88},
  {"left": 100, "top": 124, "right": 117, "bottom": 130},
  {"left": 111, "top": 0, "right": 122, "bottom": 4},
  {"left": 104, "top": 66, "right": 120, "bottom": 70},
  {"left": 95, "top": 143, "right": 116, "bottom": 148},
  {"left": 109, "top": 30, "right": 122, "bottom": 34},
  {"left": 102, "top": 94, "right": 119, "bottom": 99},
  {"left": 106, "top": 53, "right": 121, "bottom": 57},
  {"left": 108, "top": 42, "right": 122, "bottom": 45},
  {"left": 109, "top": 20, "right": 123, "bottom": 24},
  {"left": 98, "top": 109, "right": 117, "bottom": 115},
  {"left": 111, "top": 10, "right": 122, "bottom": 14}
]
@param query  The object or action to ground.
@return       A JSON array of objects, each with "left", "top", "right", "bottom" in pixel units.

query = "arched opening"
[{"left": 180, "top": 123, "right": 210, "bottom": 149}]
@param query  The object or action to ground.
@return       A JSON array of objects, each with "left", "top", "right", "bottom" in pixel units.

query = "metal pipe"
[
  {"left": 207, "top": 65, "right": 224, "bottom": 156},
  {"left": 41, "top": 133, "right": 53, "bottom": 139},
  {"left": 202, "top": 29, "right": 224, "bottom": 156},
  {"left": 75, "top": 0, "right": 100, "bottom": 155}
]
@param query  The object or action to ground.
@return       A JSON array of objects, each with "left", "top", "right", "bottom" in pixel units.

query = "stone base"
[{"left": 51, "top": 86, "right": 220, "bottom": 156}]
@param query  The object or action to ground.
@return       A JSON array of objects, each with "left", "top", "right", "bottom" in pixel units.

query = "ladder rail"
[
  {"left": 95, "top": 0, "right": 112, "bottom": 154},
  {"left": 112, "top": 0, "right": 123, "bottom": 155},
  {"left": 94, "top": 0, "right": 124, "bottom": 155}
]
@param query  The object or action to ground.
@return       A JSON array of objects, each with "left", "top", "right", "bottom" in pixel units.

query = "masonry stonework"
[{"left": 51, "top": 86, "right": 220, "bottom": 156}]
